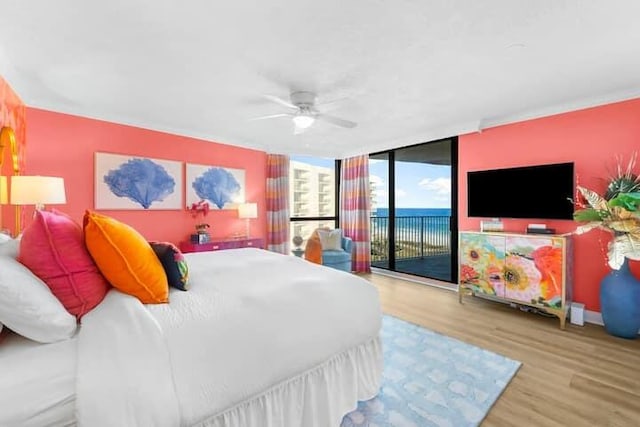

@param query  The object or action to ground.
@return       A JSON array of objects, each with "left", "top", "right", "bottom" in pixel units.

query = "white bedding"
[
  {"left": 2, "top": 248, "right": 383, "bottom": 426},
  {"left": 0, "top": 331, "right": 77, "bottom": 427}
]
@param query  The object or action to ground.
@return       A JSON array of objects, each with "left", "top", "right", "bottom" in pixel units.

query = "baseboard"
[
  {"left": 584, "top": 310, "right": 604, "bottom": 326},
  {"left": 372, "top": 272, "right": 629, "bottom": 333},
  {"left": 370, "top": 267, "right": 457, "bottom": 292},
  {"left": 585, "top": 309, "right": 640, "bottom": 335}
]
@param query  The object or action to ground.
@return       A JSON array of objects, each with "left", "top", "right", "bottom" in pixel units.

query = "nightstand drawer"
[{"left": 180, "top": 238, "right": 265, "bottom": 253}]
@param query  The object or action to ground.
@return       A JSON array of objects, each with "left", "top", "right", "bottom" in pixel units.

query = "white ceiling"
[{"left": 1, "top": 1, "right": 640, "bottom": 158}]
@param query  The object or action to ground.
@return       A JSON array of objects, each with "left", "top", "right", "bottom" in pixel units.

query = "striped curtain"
[
  {"left": 266, "top": 154, "right": 290, "bottom": 254},
  {"left": 340, "top": 155, "right": 371, "bottom": 273}
]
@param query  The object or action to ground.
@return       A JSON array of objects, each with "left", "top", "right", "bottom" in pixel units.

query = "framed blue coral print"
[
  {"left": 95, "top": 152, "right": 183, "bottom": 210},
  {"left": 186, "top": 163, "right": 245, "bottom": 210}
]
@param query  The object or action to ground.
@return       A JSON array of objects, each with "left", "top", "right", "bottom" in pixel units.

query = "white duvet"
[{"left": 76, "top": 248, "right": 382, "bottom": 426}]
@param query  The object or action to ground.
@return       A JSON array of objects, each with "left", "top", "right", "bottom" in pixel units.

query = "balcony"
[{"left": 370, "top": 215, "right": 451, "bottom": 281}]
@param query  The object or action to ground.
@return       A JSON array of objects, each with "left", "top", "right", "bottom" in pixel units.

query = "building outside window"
[{"left": 289, "top": 156, "right": 338, "bottom": 253}]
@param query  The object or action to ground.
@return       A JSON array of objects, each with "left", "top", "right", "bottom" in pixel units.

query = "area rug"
[{"left": 340, "top": 315, "right": 521, "bottom": 427}]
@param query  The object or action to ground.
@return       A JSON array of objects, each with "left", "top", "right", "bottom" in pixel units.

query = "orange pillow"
[
  {"left": 83, "top": 211, "right": 168, "bottom": 304},
  {"left": 304, "top": 229, "right": 323, "bottom": 265}
]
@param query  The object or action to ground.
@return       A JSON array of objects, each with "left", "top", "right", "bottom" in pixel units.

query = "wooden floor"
[{"left": 362, "top": 273, "right": 640, "bottom": 427}]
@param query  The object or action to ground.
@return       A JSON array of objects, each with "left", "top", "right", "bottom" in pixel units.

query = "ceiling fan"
[{"left": 250, "top": 91, "right": 357, "bottom": 134}]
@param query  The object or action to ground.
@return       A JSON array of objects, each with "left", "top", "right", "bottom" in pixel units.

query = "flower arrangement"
[
  {"left": 187, "top": 200, "right": 210, "bottom": 233},
  {"left": 573, "top": 153, "right": 640, "bottom": 269}
]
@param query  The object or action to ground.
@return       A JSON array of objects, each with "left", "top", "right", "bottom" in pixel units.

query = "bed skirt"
[{"left": 194, "top": 335, "right": 383, "bottom": 427}]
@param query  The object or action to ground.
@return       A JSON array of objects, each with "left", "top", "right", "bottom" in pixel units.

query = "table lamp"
[
  {"left": 11, "top": 175, "right": 67, "bottom": 211},
  {"left": 238, "top": 202, "right": 257, "bottom": 238}
]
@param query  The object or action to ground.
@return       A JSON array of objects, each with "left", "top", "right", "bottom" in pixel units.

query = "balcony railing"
[{"left": 370, "top": 215, "right": 450, "bottom": 262}]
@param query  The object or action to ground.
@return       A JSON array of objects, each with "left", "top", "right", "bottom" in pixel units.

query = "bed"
[{"left": 0, "top": 248, "right": 383, "bottom": 427}]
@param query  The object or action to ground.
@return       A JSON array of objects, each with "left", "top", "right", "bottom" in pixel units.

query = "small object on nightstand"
[
  {"left": 292, "top": 248, "right": 304, "bottom": 258},
  {"left": 190, "top": 233, "right": 210, "bottom": 244}
]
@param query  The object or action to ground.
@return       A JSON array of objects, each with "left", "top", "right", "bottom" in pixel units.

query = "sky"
[
  {"left": 291, "top": 155, "right": 451, "bottom": 210},
  {"left": 369, "top": 159, "right": 451, "bottom": 209}
]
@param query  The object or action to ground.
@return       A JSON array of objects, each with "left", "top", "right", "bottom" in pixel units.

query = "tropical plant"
[
  {"left": 604, "top": 152, "right": 640, "bottom": 200},
  {"left": 573, "top": 154, "right": 640, "bottom": 270}
]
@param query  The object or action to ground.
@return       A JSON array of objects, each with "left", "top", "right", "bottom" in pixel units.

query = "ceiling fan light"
[{"left": 293, "top": 115, "right": 315, "bottom": 129}]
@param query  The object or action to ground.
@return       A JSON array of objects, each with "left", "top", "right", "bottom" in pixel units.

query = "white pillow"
[
  {"left": 0, "top": 234, "right": 19, "bottom": 258},
  {"left": 0, "top": 255, "right": 77, "bottom": 343},
  {"left": 317, "top": 229, "right": 342, "bottom": 251}
]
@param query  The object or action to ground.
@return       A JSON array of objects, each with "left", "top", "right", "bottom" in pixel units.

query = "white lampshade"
[
  {"left": 238, "top": 202, "right": 258, "bottom": 219},
  {"left": 11, "top": 176, "right": 67, "bottom": 208},
  {"left": 0, "top": 176, "right": 7, "bottom": 205}
]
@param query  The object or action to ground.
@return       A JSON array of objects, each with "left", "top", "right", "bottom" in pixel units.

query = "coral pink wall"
[
  {"left": 25, "top": 108, "right": 267, "bottom": 245},
  {"left": 459, "top": 98, "right": 640, "bottom": 311}
]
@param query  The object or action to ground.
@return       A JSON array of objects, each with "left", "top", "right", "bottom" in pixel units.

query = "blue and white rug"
[{"left": 341, "top": 315, "right": 521, "bottom": 427}]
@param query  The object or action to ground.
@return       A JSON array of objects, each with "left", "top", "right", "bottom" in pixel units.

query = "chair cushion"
[
  {"left": 317, "top": 229, "right": 342, "bottom": 250},
  {"left": 304, "top": 231, "right": 323, "bottom": 264},
  {"left": 322, "top": 249, "right": 351, "bottom": 265}
]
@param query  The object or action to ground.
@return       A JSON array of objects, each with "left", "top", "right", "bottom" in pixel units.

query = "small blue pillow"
[{"left": 150, "top": 242, "right": 190, "bottom": 291}]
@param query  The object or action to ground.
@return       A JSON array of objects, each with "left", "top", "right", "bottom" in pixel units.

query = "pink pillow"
[{"left": 19, "top": 210, "right": 110, "bottom": 318}]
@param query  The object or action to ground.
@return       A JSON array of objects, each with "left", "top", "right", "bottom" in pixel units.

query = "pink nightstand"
[{"left": 179, "top": 238, "right": 265, "bottom": 254}]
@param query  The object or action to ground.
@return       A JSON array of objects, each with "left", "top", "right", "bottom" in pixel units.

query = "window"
[{"left": 289, "top": 156, "right": 339, "bottom": 252}]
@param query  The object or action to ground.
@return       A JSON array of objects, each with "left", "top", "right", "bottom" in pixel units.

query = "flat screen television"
[{"left": 467, "top": 162, "right": 575, "bottom": 220}]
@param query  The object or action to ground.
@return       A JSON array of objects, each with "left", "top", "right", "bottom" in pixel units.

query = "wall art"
[
  {"left": 186, "top": 163, "right": 245, "bottom": 210},
  {"left": 95, "top": 152, "right": 182, "bottom": 210}
]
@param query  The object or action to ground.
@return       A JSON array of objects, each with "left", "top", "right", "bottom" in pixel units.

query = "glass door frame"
[{"left": 370, "top": 137, "right": 458, "bottom": 283}]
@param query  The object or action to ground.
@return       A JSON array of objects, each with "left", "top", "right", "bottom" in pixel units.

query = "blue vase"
[{"left": 600, "top": 258, "right": 640, "bottom": 339}]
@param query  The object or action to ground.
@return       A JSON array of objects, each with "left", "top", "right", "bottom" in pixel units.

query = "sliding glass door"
[{"left": 369, "top": 138, "right": 458, "bottom": 282}]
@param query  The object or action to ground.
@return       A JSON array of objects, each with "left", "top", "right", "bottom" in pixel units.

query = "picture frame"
[
  {"left": 95, "top": 152, "right": 183, "bottom": 210},
  {"left": 186, "top": 163, "right": 245, "bottom": 210}
]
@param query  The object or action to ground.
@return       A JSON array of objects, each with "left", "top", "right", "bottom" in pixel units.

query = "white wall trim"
[
  {"left": 371, "top": 267, "right": 457, "bottom": 292},
  {"left": 584, "top": 309, "right": 604, "bottom": 326}
]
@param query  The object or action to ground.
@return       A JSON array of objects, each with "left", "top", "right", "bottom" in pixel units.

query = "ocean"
[
  {"left": 373, "top": 208, "right": 451, "bottom": 218},
  {"left": 371, "top": 208, "right": 451, "bottom": 241}
]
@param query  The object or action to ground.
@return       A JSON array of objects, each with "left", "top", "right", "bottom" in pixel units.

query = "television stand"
[{"left": 458, "top": 231, "right": 573, "bottom": 329}]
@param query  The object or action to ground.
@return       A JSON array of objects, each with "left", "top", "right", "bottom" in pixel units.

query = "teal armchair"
[{"left": 321, "top": 235, "right": 353, "bottom": 272}]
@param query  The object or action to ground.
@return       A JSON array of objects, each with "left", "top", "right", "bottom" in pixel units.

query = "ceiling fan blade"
[
  {"left": 248, "top": 113, "right": 293, "bottom": 121},
  {"left": 316, "top": 97, "right": 348, "bottom": 112},
  {"left": 317, "top": 113, "right": 357, "bottom": 128},
  {"left": 263, "top": 94, "right": 297, "bottom": 109}
]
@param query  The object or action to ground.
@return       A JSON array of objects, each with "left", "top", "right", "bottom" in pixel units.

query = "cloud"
[
  {"left": 418, "top": 177, "right": 451, "bottom": 195},
  {"left": 368, "top": 159, "right": 384, "bottom": 164},
  {"left": 396, "top": 189, "right": 407, "bottom": 198},
  {"left": 369, "top": 174, "right": 384, "bottom": 187}
]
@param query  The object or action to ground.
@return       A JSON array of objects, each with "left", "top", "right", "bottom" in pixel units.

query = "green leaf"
[
  {"left": 573, "top": 208, "right": 605, "bottom": 222},
  {"left": 608, "top": 192, "right": 640, "bottom": 211}
]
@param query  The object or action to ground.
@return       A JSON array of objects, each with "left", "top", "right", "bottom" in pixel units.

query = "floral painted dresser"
[{"left": 458, "top": 231, "right": 573, "bottom": 329}]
